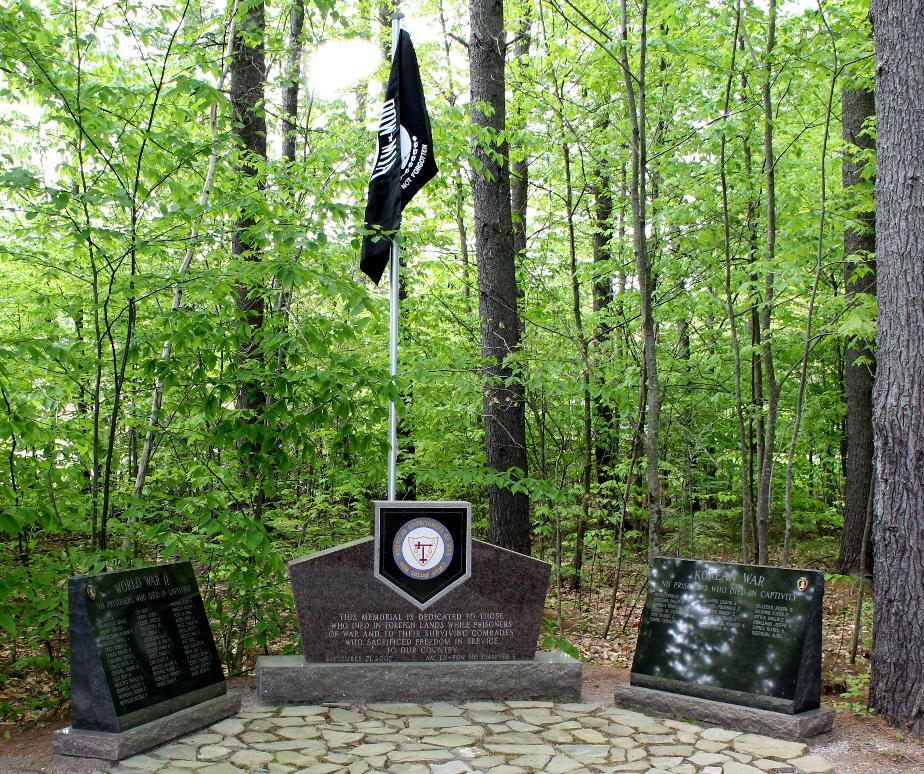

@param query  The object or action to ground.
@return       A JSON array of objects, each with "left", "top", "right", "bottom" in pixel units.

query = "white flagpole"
[
  {"left": 387, "top": 244, "right": 399, "bottom": 502},
  {"left": 387, "top": 11, "right": 403, "bottom": 502}
]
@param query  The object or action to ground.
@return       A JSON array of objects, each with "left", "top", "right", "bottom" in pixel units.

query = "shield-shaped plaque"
[{"left": 373, "top": 501, "right": 471, "bottom": 608}]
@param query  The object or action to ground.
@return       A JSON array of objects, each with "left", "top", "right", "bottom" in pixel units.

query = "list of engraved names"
[
  {"left": 649, "top": 570, "right": 801, "bottom": 641},
  {"left": 93, "top": 573, "right": 215, "bottom": 707}
]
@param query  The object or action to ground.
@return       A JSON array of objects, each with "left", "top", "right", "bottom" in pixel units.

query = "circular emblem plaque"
[
  {"left": 392, "top": 517, "right": 454, "bottom": 580},
  {"left": 797, "top": 576, "right": 809, "bottom": 592}
]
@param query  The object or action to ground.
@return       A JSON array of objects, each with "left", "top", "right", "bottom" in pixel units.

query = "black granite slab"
[
  {"left": 289, "top": 537, "right": 550, "bottom": 663},
  {"left": 68, "top": 561, "right": 226, "bottom": 732},
  {"left": 631, "top": 557, "right": 824, "bottom": 714}
]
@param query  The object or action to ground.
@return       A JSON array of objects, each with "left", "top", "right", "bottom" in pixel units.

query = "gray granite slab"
[
  {"left": 612, "top": 683, "right": 835, "bottom": 738},
  {"left": 289, "top": 537, "right": 550, "bottom": 663},
  {"left": 256, "top": 651, "right": 581, "bottom": 704},
  {"left": 53, "top": 691, "right": 241, "bottom": 760}
]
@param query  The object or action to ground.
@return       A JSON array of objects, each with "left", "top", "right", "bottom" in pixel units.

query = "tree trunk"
[
  {"left": 229, "top": 0, "right": 267, "bottom": 671},
  {"left": 677, "top": 320, "right": 696, "bottom": 554},
  {"left": 510, "top": 9, "right": 530, "bottom": 260},
  {"left": 619, "top": 0, "right": 660, "bottom": 560},
  {"left": 398, "top": 282, "right": 417, "bottom": 501},
  {"left": 837, "top": 87, "right": 876, "bottom": 575},
  {"left": 869, "top": 0, "right": 924, "bottom": 737},
  {"left": 741, "top": 66, "right": 762, "bottom": 559},
  {"left": 231, "top": 0, "right": 268, "bottom": 416},
  {"left": 470, "top": 0, "right": 530, "bottom": 554},
  {"left": 754, "top": 0, "right": 778, "bottom": 566},
  {"left": 281, "top": 0, "right": 304, "bottom": 164},
  {"left": 591, "top": 153, "right": 616, "bottom": 485},
  {"left": 563, "top": 142, "right": 592, "bottom": 589},
  {"left": 783, "top": 21, "right": 837, "bottom": 564},
  {"left": 721, "top": 4, "right": 751, "bottom": 562}
]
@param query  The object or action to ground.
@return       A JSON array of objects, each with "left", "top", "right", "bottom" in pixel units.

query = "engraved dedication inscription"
[{"left": 289, "top": 537, "right": 550, "bottom": 663}]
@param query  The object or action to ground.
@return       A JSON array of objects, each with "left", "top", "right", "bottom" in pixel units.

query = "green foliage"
[
  {"left": 0, "top": 0, "right": 875, "bottom": 720},
  {"left": 539, "top": 612, "right": 582, "bottom": 661},
  {"left": 540, "top": 634, "right": 582, "bottom": 662},
  {"left": 835, "top": 669, "right": 874, "bottom": 716}
]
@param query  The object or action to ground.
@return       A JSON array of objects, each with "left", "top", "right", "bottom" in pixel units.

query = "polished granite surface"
[
  {"left": 69, "top": 561, "right": 226, "bottom": 732},
  {"left": 631, "top": 557, "right": 823, "bottom": 713},
  {"left": 289, "top": 537, "right": 550, "bottom": 663}
]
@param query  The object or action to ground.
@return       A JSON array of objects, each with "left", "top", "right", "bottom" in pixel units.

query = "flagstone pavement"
[{"left": 96, "top": 701, "right": 836, "bottom": 774}]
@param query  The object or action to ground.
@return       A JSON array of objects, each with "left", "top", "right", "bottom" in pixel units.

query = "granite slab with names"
[
  {"left": 615, "top": 556, "right": 835, "bottom": 737},
  {"left": 53, "top": 561, "right": 240, "bottom": 761}
]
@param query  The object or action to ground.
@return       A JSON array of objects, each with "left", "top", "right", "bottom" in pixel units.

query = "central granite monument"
[{"left": 257, "top": 501, "right": 581, "bottom": 702}]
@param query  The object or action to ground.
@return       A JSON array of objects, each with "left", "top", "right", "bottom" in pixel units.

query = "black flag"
[{"left": 360, "top": 29, "right": 438, "bottom": 284}]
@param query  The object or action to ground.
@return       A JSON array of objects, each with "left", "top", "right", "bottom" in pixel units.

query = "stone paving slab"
[
  {"left": 81, "top": 701, "right": 835, "bottom": 774},
  {"left": 612, "top": 685, "right": 835, "bottom": 739}
]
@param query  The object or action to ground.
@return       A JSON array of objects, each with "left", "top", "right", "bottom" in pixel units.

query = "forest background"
[{"left": 0, "top": 0, "right": 892, "bottom": 734}]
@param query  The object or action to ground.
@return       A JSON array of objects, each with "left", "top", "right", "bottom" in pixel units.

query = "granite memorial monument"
[
  {"left": 257, "top": 500, "right": 581, "bottom": 703},
  {"left": 53, "top": 561, "right": 240, "bottom": 760},
  {"left": 614, "top": 557, "right": 835, "bottom": 737}
]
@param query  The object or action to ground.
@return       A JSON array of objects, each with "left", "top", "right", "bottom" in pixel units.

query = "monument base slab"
[
  {"left": 257, "top": 651, "right": 581, "bottom": 704},
  {"left": 613, "top": 684, "right": 835, "bottom": 739},
  {"left": 52, "top": 691, "right": 241, "bottom": 761}
]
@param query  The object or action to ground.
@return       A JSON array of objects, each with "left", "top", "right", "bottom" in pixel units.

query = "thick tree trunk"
[
  {"left": 837, "top": 87, "right": 876, "bottom": 575},
  {"left": 231, "top": 0, "right": 268, "bottom": 419},
  {"left": 228, "top": 0, "right": 267, "bottom": 673},
  {"left": 470, "top": 0, "right": 530, "bottom": 554},
  {"left": 869, "top": 0, "right": 924, "bottom": 737},
  {"left": 250, "top": 0, "right": 303, "bottom": 525}
]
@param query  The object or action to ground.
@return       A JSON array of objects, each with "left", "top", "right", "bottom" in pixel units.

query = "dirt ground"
[{"left": 0, "top": 666, "right": 921, "bottom": 774}]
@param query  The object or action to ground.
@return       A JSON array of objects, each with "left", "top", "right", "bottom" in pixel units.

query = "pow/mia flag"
[{"left": 360, "top": 29, "right": 438, "bottom": 284}]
